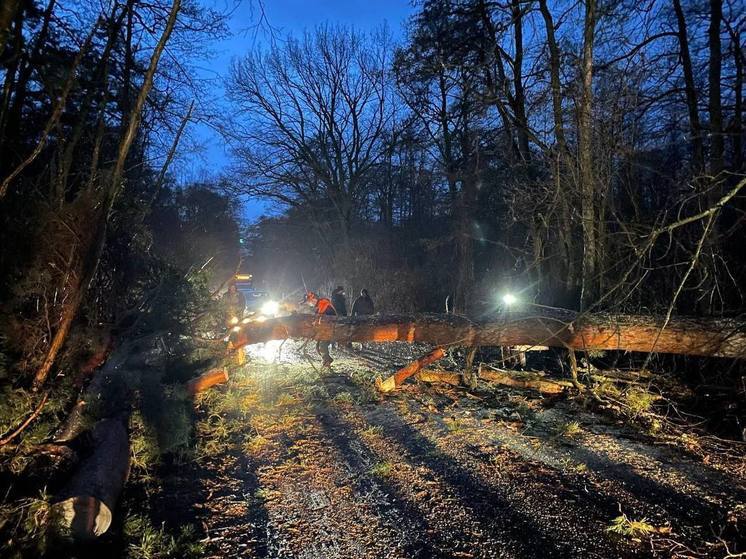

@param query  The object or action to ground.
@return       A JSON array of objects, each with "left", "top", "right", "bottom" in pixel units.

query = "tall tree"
[
  {"left": 708, "top": 0, "right": 724, "bottom": 176},
  {"left": 579, "top": 0, "right": 597, "bottom": 309},
  {"left": 673, "top": 0, "right": 705, "bottom": 174}
]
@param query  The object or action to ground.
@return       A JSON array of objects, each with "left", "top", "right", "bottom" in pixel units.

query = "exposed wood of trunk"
[
  {"left": 51, "top": 417, "right": 130, "bottom": 541},
  {"left": 376, "top": 347, "right": 446, "bottom": 392},
  {"left": 228, "top": 312, "right": 746, "bottom": 360},
  {"left": 187, "top": 369, "right": 228, "bottom": 395}
]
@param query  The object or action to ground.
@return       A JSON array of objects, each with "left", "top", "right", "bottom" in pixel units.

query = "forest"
[{"left": 0, "top": 0, "right": 744, "bottom": 557}]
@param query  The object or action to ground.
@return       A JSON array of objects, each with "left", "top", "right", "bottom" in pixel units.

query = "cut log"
[
  {"left": 478, "top": 367, "right": 572, "bottom": 394},
  {"left": 410, "top": 367, "right": 572, "bottom": 394},
  {"left": 375, "top": 347, "right": 446, "bottom": 392},
  {"left": 51, "top": 417, "right": 130, "bottom": 541},
  {"left": 228, "top": 311, "right": 746, "bottom": 360},
  {"left": 415, "top": 370, "right": 463, "bottom": 386},
  {"left": 186, "top": 368, "right": 229, "bottom": 395}
]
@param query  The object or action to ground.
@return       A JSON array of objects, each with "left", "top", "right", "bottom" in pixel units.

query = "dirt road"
[{"left": 150, "top": 342, "right": 746, "bottom": 558}]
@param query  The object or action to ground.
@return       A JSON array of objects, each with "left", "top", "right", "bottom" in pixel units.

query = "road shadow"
[
  {"left": 555, "top": 439, "right": 746, "bottom": 550},
  {"left": 313, "top": 403, "right": 451, "bottom": 558},
  {"left": 360, "top": 401, "right": 625, "bottom": 558},
  {"left": 315, "top": 374, "right": 585, "bottom": 559}
]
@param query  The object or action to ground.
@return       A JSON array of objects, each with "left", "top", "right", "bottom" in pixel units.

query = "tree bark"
[
  {"left": 538, "top": 0, "right": 566, "bottom": 152},
  {"left": 538, "top": 0, "right": 575, "bottom": 299},
  {"left": 708, "top": 0, "right": 724, "bottom": 176},
  {"left": 578, "top": 0, "right": 597, "bottom": 309},
  {"left": 673, "top": 0, "right": 705, "bottom": 174},
  {"left": 730, "top": 26, "right": 743, "bottom": 171},
  {"left": 228, "top": 311, "right": 746, "bottom": 360},
  {"left": 511, "top": 0, "right": 530, "bottom": 161}
]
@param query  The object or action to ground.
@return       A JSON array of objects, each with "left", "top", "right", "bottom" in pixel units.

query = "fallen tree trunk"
[
  {"left": 478, "top": 367, "right": 572, "bottom": 395},
  {"left": 228, "top": 311, "right": 746, "bottom": 359},
  {"left": 51, "top": 416, "right": 130, "bottom": 541},
  {"left": 376, "top": 347, "right": 446, "bottom": 393},
  {"left": 186, "top": 368, "right": 228, "bottom": 395},
  {"left": 412, "top": 367, "right": 572, "bottom": 394}
]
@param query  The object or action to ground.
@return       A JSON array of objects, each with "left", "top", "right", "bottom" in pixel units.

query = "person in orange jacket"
[{"left": 303, "top": 291, "right": 336, "bottom": 367}]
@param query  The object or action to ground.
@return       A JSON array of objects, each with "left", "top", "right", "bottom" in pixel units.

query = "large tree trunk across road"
[{"left": 229, "top": 311, "right": 746, "bottom": 360}]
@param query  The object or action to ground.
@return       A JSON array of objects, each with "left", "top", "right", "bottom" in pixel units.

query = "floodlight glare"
[
  {"left": 502, "top": 293, "right": 517, "bottom": 306},
  {"left": 261, "top": 300, "right": 280, "bottom": 317}
]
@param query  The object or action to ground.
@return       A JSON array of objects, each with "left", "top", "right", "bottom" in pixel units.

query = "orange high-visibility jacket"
[{"left": 315, "top": 298, "right": 336, "bottom": 316}]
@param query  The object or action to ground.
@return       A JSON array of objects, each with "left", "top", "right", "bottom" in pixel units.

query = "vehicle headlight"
[{"left": 261, "top": 300, "right": 280, "bottom": 316}]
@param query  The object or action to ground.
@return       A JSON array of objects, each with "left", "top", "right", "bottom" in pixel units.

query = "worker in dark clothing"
[
  {"left": 330, "top": 286, "right": 349, "bottom": 349},
  {"left": 222, "top": 283, "right": 246, "bottom": 325},
  {"left": 351, "top": 289, "right": 374, "bottom": 316},
  {"left": 331, "top": 286, "right": 347, "bottom": 317},
  {"left": 303, "top": 291, "right": 336, "bottom": 367}
]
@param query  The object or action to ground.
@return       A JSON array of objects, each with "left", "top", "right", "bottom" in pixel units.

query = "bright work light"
[
  {"left": 501, "top": 293, "right": 517, "bottom": 306},
  {"left": 261, "top": 300, "right": 280, "bottom": 316}
]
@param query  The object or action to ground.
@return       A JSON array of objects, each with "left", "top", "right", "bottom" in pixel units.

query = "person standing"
[
  {"left": 331, "top": 286, "right": 348, "bottom": 316},
  {"left": 303, "top": 291, "right": 336, "bottom": 367},
  {"left": 351, "top": 289, "right": 374, "bottom": 316}
]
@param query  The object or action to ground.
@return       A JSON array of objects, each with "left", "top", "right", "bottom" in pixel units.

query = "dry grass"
[{"left": 607, "top": 513, "right": 657, "bottom": 538}]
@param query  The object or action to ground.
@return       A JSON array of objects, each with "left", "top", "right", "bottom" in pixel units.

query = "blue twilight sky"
[{"left": 181, "top": 0, "right": 416, "bottom": 221}]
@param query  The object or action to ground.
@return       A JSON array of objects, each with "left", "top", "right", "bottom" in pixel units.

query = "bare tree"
[{"left": 226, "top": 25, "right": 395, "bottom": 245}]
